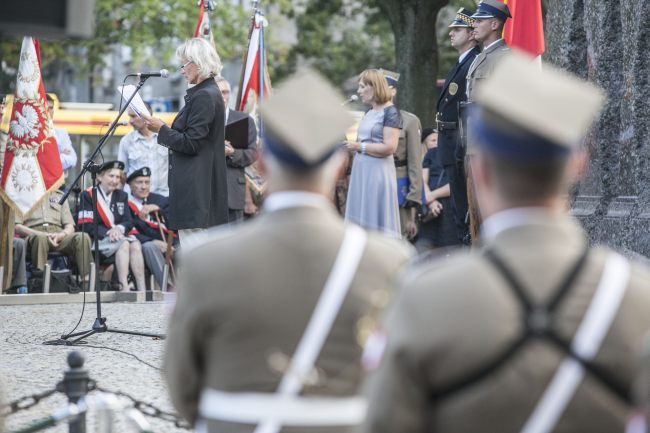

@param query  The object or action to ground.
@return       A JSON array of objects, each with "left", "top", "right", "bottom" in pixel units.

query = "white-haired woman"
[{"left": 143, "top": 38, "right": 229, "bottom": 242}]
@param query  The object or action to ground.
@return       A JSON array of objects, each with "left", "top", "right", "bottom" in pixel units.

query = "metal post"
[
  {"left": 161, "top": 264, "right": 169, "bottom": 292},
  {"left": 60, "top": 351, "right": 90, "bottom": 433},
  {"left": 43, "top": 263, "right": 52, "bottom": 293},
  {"left": 88, "top": 262, "right": 96, "bottom": 293}
]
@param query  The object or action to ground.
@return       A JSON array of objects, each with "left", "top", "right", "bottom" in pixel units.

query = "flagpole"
[
  {"left": 258, "top": 13, "right": 265, "bottom": 138},
  {"left": 236, "top": 1, "right": 260, "bottom": 108}
]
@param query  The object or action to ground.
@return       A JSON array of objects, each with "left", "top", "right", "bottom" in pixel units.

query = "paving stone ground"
[{"left": 0, "top": 299, "right": 189, "bottom": 432}]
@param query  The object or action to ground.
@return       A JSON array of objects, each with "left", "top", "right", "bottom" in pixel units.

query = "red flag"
[
  {"left": 237, "top": 11, "right": 271, "bottom": 116},
  {"left": 503, "top": 0, "right": 545, "bottom": 56},
  {"left": 0, "top": 37, "right": 63, "bottom": 218}
]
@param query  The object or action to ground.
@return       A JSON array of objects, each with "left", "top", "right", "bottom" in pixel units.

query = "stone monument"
[{"left": 545, "top": 0, "right": 650, "bottom": 259}]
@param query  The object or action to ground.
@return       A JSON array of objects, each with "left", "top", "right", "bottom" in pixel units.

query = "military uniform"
[
  {"left": 465, "top": 38, "right": 509, "bottom": 101},
  {"left": 381, "top": 70, "right": 423, "bottom": 239},
  {"left": 164, "top": 71, "right": 414, "bottom": 433},
  {"left": 394, "top": 110, "right": 423, "bottom": 238},
  {"left": 362, "top": 52, "right": 644, "bottom": 433},
  {"left": 436, "top": 9, "right": 480, "bottom": 243},
  {"left": 363, "top": 215, "right": 650, "bottom": 433},
  {"left": 15, "top": 191, "right": 92, "bottom": 276}
]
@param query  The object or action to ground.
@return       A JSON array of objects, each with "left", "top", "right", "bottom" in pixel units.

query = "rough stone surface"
[
  {"left": 546, "top": 0, "right": 650, "bottom": 258},
  {"left": 0, "top": 301, "right": 188, "bottom": 433}
]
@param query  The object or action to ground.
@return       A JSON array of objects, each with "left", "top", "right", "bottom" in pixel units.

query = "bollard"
[
  {"left": 59, "top": 351, "right": 91, "bottom": 433},
  {"left": 43, "top": 263, "right": 52, "bottom": 293}
]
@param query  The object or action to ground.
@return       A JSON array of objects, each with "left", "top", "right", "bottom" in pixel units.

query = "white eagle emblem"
[{"left": 10, "top": 105, "right": 40, "bottom": 139}]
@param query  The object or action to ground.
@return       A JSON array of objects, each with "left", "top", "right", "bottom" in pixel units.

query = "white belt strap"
[
  {"left": 198, "top": 225, "right": 368, "bottom": 431},
  {"left": 199, "top": 391, "right": 367, "bottom": 426},
  {"left": 521, "top": 252, "right": 631, "bottom": 433}
]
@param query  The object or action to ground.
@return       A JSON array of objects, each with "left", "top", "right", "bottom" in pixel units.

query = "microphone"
[
  {"left": 127, "top": 69, "right": 169, "bottom": 78},
  {"left": 342, "top": 95, "right": 359, "bottom": 106},
  {"left": 101, "top": 121, "right": 129, "bottom": 126}
]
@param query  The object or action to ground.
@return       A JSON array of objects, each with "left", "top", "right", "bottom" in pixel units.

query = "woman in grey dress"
[{"left": 345, "top": 69, "right": 403, "bottom": 237}]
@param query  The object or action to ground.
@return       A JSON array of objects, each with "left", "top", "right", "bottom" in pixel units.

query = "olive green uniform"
[
  {"left": 362, "top": 216, "right": 650, "bottom": 433},
  {"left": 165, "top": 201, "right": 413, "bottom": 432},
  {"left": 394, "top": 110, "right": 423, "bottom": 238},
  {"left": 15, "top": 191, "right": 92, "bottom": 276},
  {"left": 466, "top": 38, "right": 510, "bottom": 102}
]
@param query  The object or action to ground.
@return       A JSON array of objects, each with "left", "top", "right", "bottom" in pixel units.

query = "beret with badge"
[
  {"left": 99, "top": 160, "right": 125, "bottom": 173},
  {"left": 126, "top": 166, "right": 151, "bottom": 184}
]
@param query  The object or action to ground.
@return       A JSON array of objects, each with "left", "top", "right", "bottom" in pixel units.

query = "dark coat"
[
  {"left": 127, "top": 192, "right": 172, "bottom": 244},
  {"left": 436, "top": 46, "right": 480, "bottom": 166},
  {"left": 157, "top": 78, "right": 228, "bottom": 230},
  {"left": 78, "top": 188, "right": 133, "bottom": 240},
  {"left": 225, "top": 109, "right": 258, "bottom": 211}
]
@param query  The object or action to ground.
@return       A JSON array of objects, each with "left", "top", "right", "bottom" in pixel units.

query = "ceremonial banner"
[
  {"left": 237, "top": 10, "right": 271, "bottom": 117},
  {"left": 0, "top": 37, "right": 63, "bottom": 218},
  {"left": 503, "top": 0, "right": 545, "bottom": 57},
  {"left": 194, "top": 0, "right": 216, "bottom": 47}
]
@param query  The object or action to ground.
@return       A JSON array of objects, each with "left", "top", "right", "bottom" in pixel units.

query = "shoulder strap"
[
  {"left": 430, "top": 248, "right": 590, "bottom": 401},
  {"left": 521, "top": 252, "right": 631, "bottom": 433},
  {"left": 254, "top": 224, "right": 368, "bottom": 433}
]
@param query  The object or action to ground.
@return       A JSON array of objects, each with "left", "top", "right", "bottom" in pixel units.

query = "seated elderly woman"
[{"left": 77, "top": 160, "right": 146, "bottom": 292}]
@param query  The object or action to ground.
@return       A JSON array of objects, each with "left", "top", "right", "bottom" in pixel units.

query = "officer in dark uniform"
[
  {"left": 435, "top": 8, "right": 480, "bottom": 244},
  {"left": 126, "top": 166, "right": 176, "bottom": 289}
]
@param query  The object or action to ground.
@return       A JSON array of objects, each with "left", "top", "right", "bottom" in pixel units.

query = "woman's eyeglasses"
[{"left": 179, "top": 61, "right": 193, "bottom": 70}]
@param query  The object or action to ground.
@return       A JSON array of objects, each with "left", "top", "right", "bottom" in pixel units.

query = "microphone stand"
[{"left": 44, "top": 76, "right": 165, "bottom": 345}]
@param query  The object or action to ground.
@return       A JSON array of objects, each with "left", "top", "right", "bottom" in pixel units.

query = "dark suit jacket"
[
  {"left": 436, "top": 46, "right": 480, "bottom": 166},
  {"left": 128, "top": 192, "right": 171, "bottom": 244},
  {"left": 78, "top": 188, "right": 133, "bottom": 240},
  {"left": 157, "top": 78, "right": 228, "bottom": 230},
  {"left": 225, "top": 109, "right": 258, "bottom": 211}
]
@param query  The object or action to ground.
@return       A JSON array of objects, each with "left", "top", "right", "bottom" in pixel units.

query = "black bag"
[{"left": 28, "top": 270, "right": 80, "bottom": 293}]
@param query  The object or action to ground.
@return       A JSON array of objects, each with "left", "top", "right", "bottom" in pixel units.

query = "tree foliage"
[
  {"left": 0, "top": 0, "right": 250, "bottom": 93},
  {"left": 269, "top": 0, "right": 394, "bottom": 92}
]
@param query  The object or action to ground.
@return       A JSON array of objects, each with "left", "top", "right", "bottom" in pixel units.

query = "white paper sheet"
[{"left": 117, "top": 85, "right": 149, "bottom": 117}]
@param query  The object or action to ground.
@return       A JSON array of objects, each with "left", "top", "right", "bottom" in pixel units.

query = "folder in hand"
[{"left": 225, "top": 117, "right": 249, "bottom": 150}]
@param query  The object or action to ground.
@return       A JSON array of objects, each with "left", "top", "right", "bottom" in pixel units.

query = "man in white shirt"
[
  {"left": 46, "top": 94, "right": 77, "bottom": 178},
  {"left": 118, "top": 103, "right": 169, "bottom": 196}
]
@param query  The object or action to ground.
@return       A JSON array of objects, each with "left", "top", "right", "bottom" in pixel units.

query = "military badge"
[
  {"left": 117, "top": 202, "right": 125, "bottom": 215},
  {"left": 449, "top": 82, "right": 459, "bottom": 96}
]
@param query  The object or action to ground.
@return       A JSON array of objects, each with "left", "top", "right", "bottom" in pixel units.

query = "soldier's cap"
[
  {"left": 126, "top": 166, "right": 151, "bottom": 184},
  {"left": 380, "top": 69, "right": 400, "bottom": 88},
  {"left": 471, "top": 50, "right": 605, "bottom": 160},
  {"left": 421, "top": 127, "right": 437, "bottom": 143},
  {"left": 449, "top": 8, "right": 476, "bottom": 28},
  {"left": 99, "top": 160, "right": 125, "bottom": 173},
  {"left": 259, "top": 69, "right": 354, "bottom": 170},
  {"left": 472, "top": 0, "right": 511, "bottom": 21}
]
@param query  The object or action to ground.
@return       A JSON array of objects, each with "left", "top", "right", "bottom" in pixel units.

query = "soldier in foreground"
[
  {"left": 164, "top": 70, "right": 413, "bottom": 433},
  {"left": 361, "top": 52, "right": 650, "bottom": 433}
]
